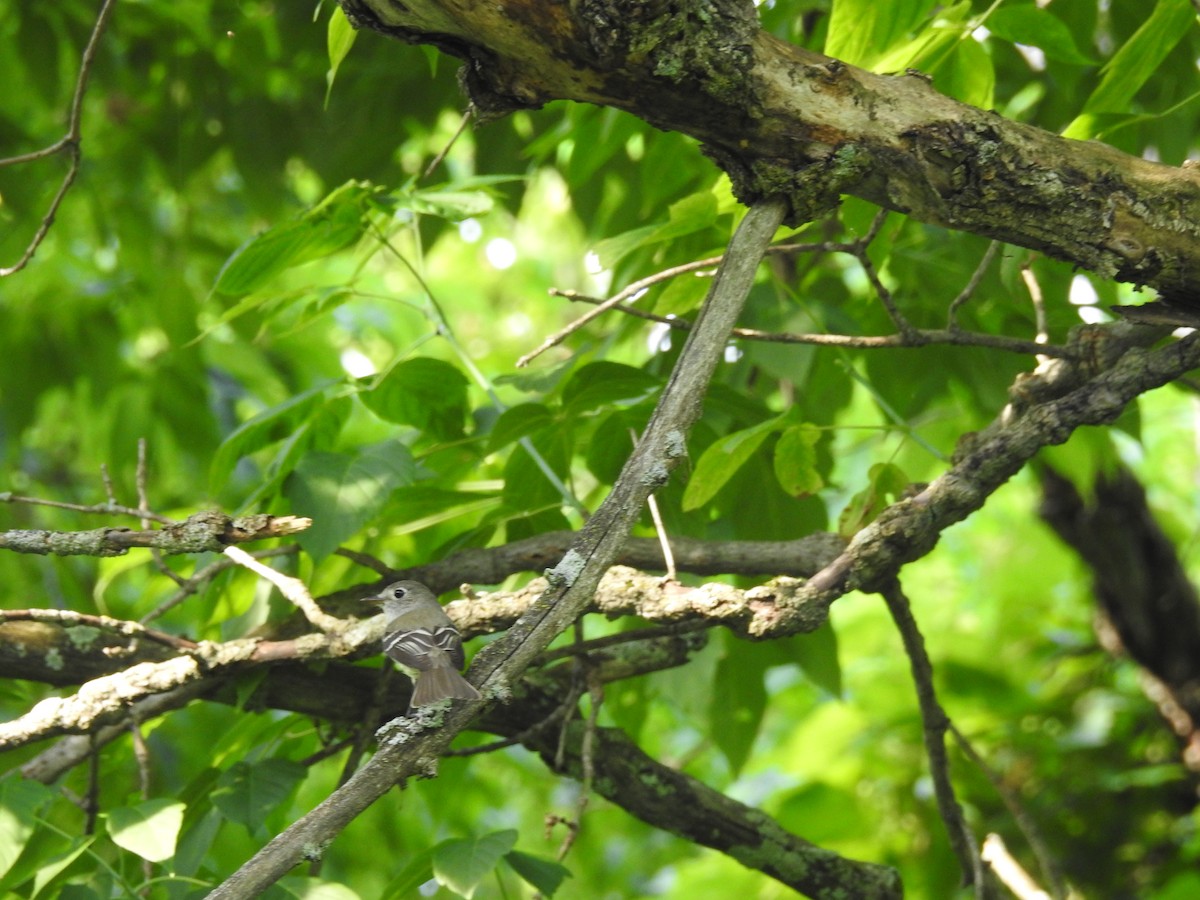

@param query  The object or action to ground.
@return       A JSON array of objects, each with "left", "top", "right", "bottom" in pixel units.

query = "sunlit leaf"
[
  {"left": 432, "top": 830, "right": 518, "bottom": 899},
  {"left": 211, "top": 759, "right": 307, "bottom": 827},
  {"left": 683, "top": 416, "right": 784, "bottom": 511},
  {"left": 285, "top": 443, "right": 418, "bottom": 560},
  {"left": 106, "top": 800, "right": 185, "bottom": 863},
  {"left": 505, "top": 850, "right": 571, "bottom": 897},
  {"left": 361, "top": 357, "right": 469, "bottom": 441}
]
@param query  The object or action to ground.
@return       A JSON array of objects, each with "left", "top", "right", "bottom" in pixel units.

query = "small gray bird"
[{"left": 366, "top": 580, "right": 481, "bottom": 711}]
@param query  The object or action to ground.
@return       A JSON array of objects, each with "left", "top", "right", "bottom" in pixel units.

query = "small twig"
[
  {"left": 553, "top": 290, "right": 1070, "bottom": 358},
  {"left": 131, "top": 722, "right": 155, "bottom": 889},
  {"left": 853, "top": 245, "right": 919, "bottom": 339},
  {"left": 85, "top": 733, "right": 101, "bottom": 835},
  {"left": 950, "top": 723, "right": 1066, "bottom": 899},
  {"left": 0, "top": 492, "right": 176, "bottom": 525},
  {"left": 981, "top": 834, "right": 1052, "bottom": 900},
  {"left": 136, "top": 440, "right": 187, "bottom": 588},
  {"left": 948, "top": 242, "right": 1001, "bottom": 329},
  {"left": 629, "top": 428, "right": 676, "bottom": 580},
  {"left": 333, "top": 547, "right": 392, "bottom": 576},
  {"left": 0, "top": 608, "right": 198, "bottom": 651},
  {"left": 1, "top": 0, "right": 118, "bottom": 276},
  {"left": 140, "top": 546, "right": 295, "bottom": 624},
  {"left": 879, "top": 579, "right": 984, "bottom": 895},
  {"left": 556, "top": 670, "right": 601, "bottom": 863},
  {"left": 1020, "top": 262, "right": 1049, "bottom": 350},
  {"left": 519, "top": 219, "right": 891, "bottom": 368},
  {"left": 423, "top": 108, "right": 473, "bottom": 180},
  {"left": 221, "top": 546, "right": 341, "bottom": 632},
  {"left": 535, "top": 621, "right": 710, "bottom": 666},
  {"left": 100, "top": 464, "right": 118, "bottom": 505},
  {"left": 446, "top": 689, "right": 582, "bottom": 758}
]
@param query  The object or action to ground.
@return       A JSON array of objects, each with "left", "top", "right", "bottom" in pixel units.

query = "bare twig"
[
  {"left": 519, "top": 212, "right": 891, "bottom": 369},
  {"left": 553, "top": 289, "right": 1071, "bottom": 358},
  {"left": 0, "top": 492, "right": 176, "bottom": 525},
  {"left": 879, "top": 580, "right": 983, "bottom": 895},
  {"left": 950, "top": 723, "right": 1066, "bottom": 899},
  {"left": 222, "top": 546, "right": 341, "bottom": 632},
  {"left": 947, "top": 242, "right": 1001, "bottom": 329},
  {"left": 1021, "top": 262, "right": 1049, "bottom": 350},
  {"left": 982, "top": 834, "right": 1052, "bottom": 900},
  {"left": 1, "top": 0, "right": 118, "bottom": 276},
  {"left": 423, "top": 108, "right": 473, "bottom": 179}
]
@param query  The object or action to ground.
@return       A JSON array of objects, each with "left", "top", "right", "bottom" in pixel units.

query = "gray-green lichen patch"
[
  {"left": 45, "top": 648, "right": 64, "bottom": 671},
  {"left": 546, "top": 549, "right": 585, "bottom": 586},
  {"left": 65, "top": 626, "right": 102, "bottom": 651}
]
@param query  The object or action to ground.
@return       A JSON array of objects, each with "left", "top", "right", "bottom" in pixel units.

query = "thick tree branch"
[
  {"left": 0, "top": 512, "right": 311, "bottom": 557},
  {"left": 342, "top": 0, "right": 1200, "bottom": 299},
  {"left": 770, "top": 327, "right": 1200, "bottom": 633},
  {"left": 511, "top": 687, "right": 903, "bottom": 898}
]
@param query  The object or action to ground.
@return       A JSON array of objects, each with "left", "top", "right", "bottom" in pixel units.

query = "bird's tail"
[{"left": 411, "top": 667, "right": 482, "bottom": 708}]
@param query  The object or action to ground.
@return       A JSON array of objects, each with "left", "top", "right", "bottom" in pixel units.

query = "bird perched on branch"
[{"left": 365, "top": 580, "right": 481, "bottom": 712}]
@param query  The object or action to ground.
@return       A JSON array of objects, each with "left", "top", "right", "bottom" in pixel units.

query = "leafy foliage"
[{"left": 1, "top": 1, "right": 1199, "bottom": 898}]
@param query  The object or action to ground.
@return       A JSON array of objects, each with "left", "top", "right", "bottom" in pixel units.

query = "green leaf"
[
  {"left": 0, "top": 778, "right": 54, "bottom": 879},
  {"left": 838, "top": 462, "right": 910, "bottom": 537},
  {"left": 432, "top": 830, "right": 518, "bottom": 899},
  {"left": 773, "top": 424, "right": 824, "bottom": 497},
  {"left": 683, "top": 416, "right": 784, "bottom": 511},
  {"left": 653, "top": 273, "right": 711, "bottom": 316},
  {"left": 211, "top": 759, "right": 307, "bottom": 828},
  {"left": 792, "top": 623, "right": 842, "bottom": 698},
  {"left": 381, "top": 849, "right": 434, "bottom": 899},
  {"left": 105, "top": 799, "right": 185, "bottom": 863},
  {"left": 873, "top": 1, "right": 973, "bottom": 74},
  {"left": 710, "top": 638, "right": 768, "bottom": 775},
  {"left": 209, "top": 382, "right": 335, "bottom": 494},
  {"left": 504, "top": 850, "right": 571, "bottom": 897},
  {"left": 325, "top": 6, "right": 358, "bottom": 106},
  {"left": 986, "top": 4, "right": 1096, "bottom": 65},
  {"left": 214, "top": 181, "right": 378, "bottom": 296},
  {"left": 285, "top": 443, "right": 418, "bottom": 560},
  {"left": 405, "top": 188, "right": 495, "bottom": 220},
  {"left": 826, "top": 0, "right": 938, "bottom": 68},
  {"left": 1063, "top": 0, "right": 1196, "bottom": 139},
  {"left": 487, "top": 403, "right": 556, "bottom": 453},
  {"left": 361, "top": 357, "right": 470, "bottom": 441},
  {"left": 30, "top": 836, "right": 94, "bottom": 899},
  {"left": 562, "top": 362, "right": 660, "bottom": 414},
  {"left": 591, "top": 192, "right": 718, "bottom": 268}
]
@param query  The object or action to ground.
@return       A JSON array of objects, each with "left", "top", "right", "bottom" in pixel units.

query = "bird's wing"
[{"left": 383, "top": 625, "right": 464, "bottom": 671}]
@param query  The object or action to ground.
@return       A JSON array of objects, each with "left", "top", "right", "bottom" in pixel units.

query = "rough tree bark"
[{"left": 342, "top": 0, "right": 1200, "bottom": 301}]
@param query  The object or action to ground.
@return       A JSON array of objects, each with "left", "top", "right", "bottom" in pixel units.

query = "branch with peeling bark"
[{"left": 342, "top": 0, "right": 1200, "bottom": 300}]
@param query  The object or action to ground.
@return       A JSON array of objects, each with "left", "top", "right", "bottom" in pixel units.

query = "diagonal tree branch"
[{"left": 205, "top": 198, "right": 790, "bottom": 897}]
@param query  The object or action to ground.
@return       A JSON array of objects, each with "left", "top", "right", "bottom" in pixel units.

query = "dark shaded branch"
[
  {"left": 880, "top": 580, "right": 982, "bottom": 892},
  {"left": 1039, "top": 465, "right": 1200, "bottom": 768},
  {"left": 508, "top": 666, "right": 903, "bottom": 899}
]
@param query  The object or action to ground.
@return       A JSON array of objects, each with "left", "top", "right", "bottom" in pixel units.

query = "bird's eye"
[{"left": 392, "top": 587, "right": 407, "bottom": 599}]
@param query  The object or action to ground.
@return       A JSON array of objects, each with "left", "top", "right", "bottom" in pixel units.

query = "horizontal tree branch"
[
  {"left": 342, "top": 0, "right": 1200, "bottom": 298},
  {"left": 0, "top": 512, "right": 311, "bottom": 557}
]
